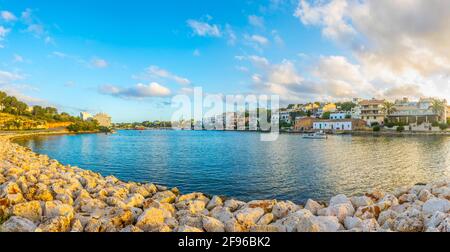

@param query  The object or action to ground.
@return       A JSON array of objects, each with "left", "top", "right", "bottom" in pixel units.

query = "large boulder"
[
  {"left": 210, "top": 206, "right": 234, "bottom": 224},
  {"left": 329, "top": 194, "right": 351, "bottom": 206},
  {"left": 206, "top": 196, "right": 223, "bottom": 210},
  {"left": 202, "top": 216, "right": 225, "bottom": 232},
  {"left": 12, "top": 201, "right": 42, "bottom": 222},
  {"left": 297, "top": 215, "right": 342, "bottom": 232},
  {"left": 350, "top": 196, "right": 373, "bottom": 208},
  {"left": 234, "top": 207, "right": 265, "bottom": 227},
  {"left": 422, "top": 198, "right": 450, "bottom": 216},
  {"left": 317, "top": 203, "right": 355, "bottom": 223},
  {"left": 247, "top": 200, "right": 277, "bottom": 213},
  {"left": 304, "top": 199, "right": 324, "bottom": 215},
  {"left": 0, "top": 216, "right": 37, "bottom": 232},
  {"left": 224, "top": 199, "right": 246, "bottom": 212},
  {"left": 135, "top": 207, "right": 166, "bottom": 231},
  {"left": 151, "top": 191, "right": 176, "bottom": 203},
  {"left": 44, "top": 201, "right": 74, "bottom": 220},
  {"left": 36, "top": 216, "right": 72, "bottom": 232},
  {"left": 272, "top": 201, "right": 299, "bottom": 219},
  {"left": 272, "top": 209, "right": 314, "bottom": 232}
]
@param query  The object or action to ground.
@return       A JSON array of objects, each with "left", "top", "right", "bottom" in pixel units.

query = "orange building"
[{"left": 294, "top": 117, "right": 317, "bottom": 132}]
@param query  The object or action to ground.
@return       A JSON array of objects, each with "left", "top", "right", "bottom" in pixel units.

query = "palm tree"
[
  {"left": 431, "top": 99, "right": 446, "bottom": 122},
  {"left": 382, "top": 101, "right": 396, "bottom": 116}
]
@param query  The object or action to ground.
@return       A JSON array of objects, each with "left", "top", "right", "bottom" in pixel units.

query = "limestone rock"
[
  {"left": 250, "top": 225, "right": 279, "bottom": 232},
  {"left": 12, "top": 201, "right": 42, "bottom": 222},
  {"left": 224, "top": 199, "right": 246, "bottom": 212},
  {"left": 151, "top": 190, "right": 176, "bottom": 203},
  {"left": 329, "top": 194, "right": 351, "bottom": 206},
  {"left": 120, "top": 225, "right": 143, "bottom": 232},
  {"left": 272, "top": 201, "right": 299, "bottom": 219},
  {"left": 175, "top": 200, "right": 206, "bottom": 214},
  {"left": 272, "top": 209, "right": 314, "bottom": 232},
  {"left": 210, "top": 206, "right": 234, "bottom": 224},
  {"left": 1, "top": 216, "right": 37, "bottom": 232},
  {"left": 206, "top": 196, "right": 223, "bottom": 210},
  {"left": 422, "top": 198, "right": 450, "bottom": 216},
  {"left": 44, "top": 201, "right": 74, "bottom": 219},
  {"left": 202, "top": 216, "right": 225, "bottom": 232},
  {"left": 175, "top": 225, "right": 203, "bottom": 232},
  {"left": 304, "top": 199, "right": 324, "bottom": 215},
  {"left": 235, "top": 207, "right": 265, "bottom": 227},
  {"left": 317, "top": 203, "right": 355, "bottom": 223},
  {"left": 125, "top": 193, "right": 145, "bottom": 208},
  {"left": 297, "top": 216, "right": 342, "bottom": 232},
  {"left": 247, "top": 200, "right": 277, "bottom": 213},
  {"left": 350, "top": 196, "right": 373, "bottom": 208},
  {"left": 36, "top": 216, "right": 72, "bottom": 232},
  {"left": 257, "top": 213, "right": 274, "bottom": 225},
  {"left": 135, "top": 207, "right": 165, "bottom": 231}
]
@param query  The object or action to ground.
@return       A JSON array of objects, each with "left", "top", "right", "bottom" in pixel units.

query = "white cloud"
[
  {"left": 20, "top": 8, "right": 54, "bottom": 43},
  {"left": 0, "top": 70, "right": 23, "bottom": 84},
  {"left": 249, "top": 34, "right": 269, "bottom": 45},
  {"left": 248, "top": 15, "right": 265, "bottom": 28},
  {"left": 225, "top": 24, "right": 237, "bottom": 45},
  {"left": 1, "top": 11, "right": 17, "bottom": 22},
  {"left": 187, "top": 19, "right": 221, "bottom": 37},
  {"left": 99, "top": 82, "right": 171, "bottom": 98},
  {"left": 147, "top": 65, "right": 191, "bottom": 85},
  {"left": 13, "top": 54, "right": 24, "bottom": 63},
  {"left": 294, "top": 0, "right": 450, "bottom": 100},
  {"left": 272, "top": 30, "right": 284, "bottom": 46},
  {"left": 294, "top": 0, "right": 356, "bottom": 43},
  {"left": 91, "top": 58, "right": 108, "bottom": 68},
  {"left": 0, "top": 26, "right": 10, "bottom": 40}
]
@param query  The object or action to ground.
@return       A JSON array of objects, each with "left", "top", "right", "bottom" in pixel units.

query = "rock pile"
[{"left": 0, "top": 136, "right": 449, "bottom": 232}]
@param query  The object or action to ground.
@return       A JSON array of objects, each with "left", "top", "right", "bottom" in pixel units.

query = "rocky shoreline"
[{"left": 0, "top": 134, "right": 449, "bottom": 232}]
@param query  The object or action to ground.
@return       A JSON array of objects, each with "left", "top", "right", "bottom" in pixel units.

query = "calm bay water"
[{"left": 14, "top": 130, "right": 450, "bottom": 203}]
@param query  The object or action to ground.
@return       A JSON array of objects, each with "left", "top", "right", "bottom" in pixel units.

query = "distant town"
[{"left": 112, "top": 97, "right": 450, "bottom": 134}]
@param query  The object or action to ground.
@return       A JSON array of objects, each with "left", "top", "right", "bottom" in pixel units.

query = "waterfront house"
[
  {"left": 313, "top": 119, "right": 366, "bottom": 131},
  {"left": 359, "top": 99, "right": 386, "bottom": 126},
  {"left": 294, "top": 117, "right": 317, "bottom": 132},
  {"left": 93, "top": 113, "right": 112, "bottom": 127},
  {"left": 280, "top": 111, "right": 291, "bottom": 124},
  {"left": 388, "top": 98, "right": 446, "bottom": 124}
]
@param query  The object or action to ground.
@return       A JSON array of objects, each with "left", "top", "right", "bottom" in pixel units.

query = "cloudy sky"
[{"left": 0, "top": 0, "right": 449, "bottom": 122}]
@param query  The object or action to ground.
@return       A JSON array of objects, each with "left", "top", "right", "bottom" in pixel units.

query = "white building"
[
  {"left": 313, "top": 119, "right": 366, "bottom": 131},
  {"left": 280, "top": 111, "right": 291, "bottom": 124},
  {"left": 330, "top": 112, "right": 350, "bottom": 120},
  {"left": 93, "top": 113, "right": 112, "bottom": 127},
  {"left": 80, "top": 112, "right": 93, "bottom": 121}
]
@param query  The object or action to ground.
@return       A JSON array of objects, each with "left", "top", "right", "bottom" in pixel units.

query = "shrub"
[
  {"left": 373, "top": 126, "right": 381, "bottom": 132},
  {"left": 397, "top": 126, "right": 405, "bottom": 132},
  {"left": 385, "top": 122, "right": 395, "bottom": 128},
  {"left": 439, "top": 123, "right": 448, "bottom": 131},
  {"left": 431, "top": 121, "right": 440, "bottom": 127},
  {"left": 67, "top": 120, "right": 99, "bottom": 132},
  {"left": 370, "top": 122, "right": 379, "bottom": 127}
]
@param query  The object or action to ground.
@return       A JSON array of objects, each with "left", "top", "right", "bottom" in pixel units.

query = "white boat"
[{"left": 303, "top": 131, "right": 328, "bottom": 139}]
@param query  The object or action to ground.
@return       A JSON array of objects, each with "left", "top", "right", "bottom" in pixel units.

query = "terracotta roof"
[{"left": 359, "top": 99, "right": 385, "bottom": 105}]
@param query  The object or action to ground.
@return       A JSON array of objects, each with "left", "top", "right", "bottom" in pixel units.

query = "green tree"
[
  {"left": 430, "top": 99, "right": 446, "bottom": 122},
  {"left": 382, "top": 101, "right": 397, "bottom": 116},
  {"left": 339, "top": 102, "right": 357, "bottom": 112},
  {"left": 322, "top": 111, "right": 331, "bottom": 119}
]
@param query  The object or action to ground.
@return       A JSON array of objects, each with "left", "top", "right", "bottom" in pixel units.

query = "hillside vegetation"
[{"left": 0, "top": 91, "right": 77, "bottom": 130}]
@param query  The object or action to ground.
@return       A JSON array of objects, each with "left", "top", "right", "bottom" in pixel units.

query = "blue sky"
[{"left": 1, "top": 0, "right": 449, "bottom": 122}]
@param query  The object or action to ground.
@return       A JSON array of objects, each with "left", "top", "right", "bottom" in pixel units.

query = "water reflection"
[{"left": 14, "top": 131, "right": 450, "bottom": 203}]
